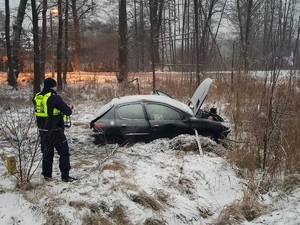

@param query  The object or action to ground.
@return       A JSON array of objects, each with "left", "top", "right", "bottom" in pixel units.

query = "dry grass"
[
  {"left": 212, "top": 73, "right": 300, "bottom": 179},
  {"left": 128, "top": 191, "right": 164, "bottom": 211},
  {"left": 70, "top": 201, "right": 115, "bottom": 225},
  {"left": 82, "top": 214, "right": 113, "bottom": 225},
  {"left": 197, "top": 206, "right": 214, "bottom": 219},
  {"left": 45, "top": 210, "right": 70, "bottom": 225},
  {"left": 69, "top": 200, "right": 96, "bottom": 210},
  {"left": 282, "top": 174, "right": 300, "bottom": 194},
  {"left": 143, "top": 218, "right": 166, "bottom": 225},
  {"left": 109, "top": 182, "right": 139, "bottom": 192},
  {"left": 154, "top": 189, "right": 170, "bottom": 204},
  {"left": 111, "top": 203, "right": 133, "bottom": 225},
  {"left": 213, "top": 190, "right": 267, "bottom": 224},
  {"left": 72, "top": 159, "right": 95, "bottom": 169},
  {"left": 226, "top": 148, "right": 259, "bottom": 177},
  {"left": 101, "top": 161, "right": 127, "bottom": 172}
]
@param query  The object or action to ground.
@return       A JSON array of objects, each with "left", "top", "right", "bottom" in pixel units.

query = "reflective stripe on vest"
[{"left": 34, "top": 92, "right": 61, "bottom": 117}]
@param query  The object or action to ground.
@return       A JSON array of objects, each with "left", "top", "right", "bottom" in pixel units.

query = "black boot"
[{"left": 62, "top": 176, "right": 77, "bottom": 182}]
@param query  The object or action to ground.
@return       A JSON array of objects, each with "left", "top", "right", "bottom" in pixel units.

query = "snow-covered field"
[{"left": 0, "top": 72, "right": 300, "bottom": 225}]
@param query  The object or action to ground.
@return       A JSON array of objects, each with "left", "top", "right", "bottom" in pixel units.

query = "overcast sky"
[{"left": 0, "top": 0, "right": 19, "bottom": 10}]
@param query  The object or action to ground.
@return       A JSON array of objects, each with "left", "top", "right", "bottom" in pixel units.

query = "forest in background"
[{"left": 0, "top": 0, "right": 300, "bottom": 90}]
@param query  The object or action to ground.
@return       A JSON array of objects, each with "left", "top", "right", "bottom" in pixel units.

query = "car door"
[
  {"left": 115, "top": 103, "right": 151, "bottom": 142},
  {"left": 145, "top": 103, "right": 191, "bottom": 140}
]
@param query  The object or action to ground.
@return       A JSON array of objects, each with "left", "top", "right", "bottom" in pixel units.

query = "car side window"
[
  {"left": 146, "top": 104, "right": 182, "bottom": 120},
  {"left": 118, "top": 104, "right": 145, "bottom": 120}
]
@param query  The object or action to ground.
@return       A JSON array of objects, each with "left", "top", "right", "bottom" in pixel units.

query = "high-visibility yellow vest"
[{"left": 34, "top": 92, "right": 61, "bottom": 117}]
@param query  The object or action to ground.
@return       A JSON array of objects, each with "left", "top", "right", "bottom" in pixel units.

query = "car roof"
[{"left": 95, "top": 95, "right": 194, "bottom": 118}]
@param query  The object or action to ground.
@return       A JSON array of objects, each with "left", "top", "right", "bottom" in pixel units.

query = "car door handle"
[
  {"left": 121, "top": 124, "right": 127, "bottom": 128},
  {"left": 154, "top": 125, "right": 159, "bottom": 128}
]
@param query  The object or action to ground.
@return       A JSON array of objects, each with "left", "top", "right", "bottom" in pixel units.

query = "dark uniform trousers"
[{"left": 40, "top": 129, "right": 71, "bottom": 179}]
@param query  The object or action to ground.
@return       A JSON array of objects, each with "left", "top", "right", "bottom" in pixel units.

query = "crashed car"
[{"left": 90, "top": 78, "right": 230, "bottom": 145}]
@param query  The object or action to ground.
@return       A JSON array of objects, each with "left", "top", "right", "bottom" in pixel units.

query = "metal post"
[{"left": 6, "top": 155, "right": 17, "bottom": 175}]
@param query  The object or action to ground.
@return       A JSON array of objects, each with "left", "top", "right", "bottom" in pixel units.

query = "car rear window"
[
  {"left": 100, "top": 107, "right": 114, "bottom": 119},
  {"left": 146, "top": 104, "right": 182, "bottom": 120},
  {"left": 118, "top": 104, "right": 145, "bottom": 120}
]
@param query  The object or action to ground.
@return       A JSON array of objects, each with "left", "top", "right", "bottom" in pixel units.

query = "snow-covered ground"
[{"left": 0, "top": 72, "right": 300, "bottom": 225}]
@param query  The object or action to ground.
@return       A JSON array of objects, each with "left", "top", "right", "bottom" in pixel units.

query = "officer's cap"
[{"left": 44, "top": 78, "right": 57, "bottom": 89}]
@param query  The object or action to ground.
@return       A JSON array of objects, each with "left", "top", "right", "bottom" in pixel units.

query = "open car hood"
[{"left": 189, "top": 78, "right": 213, "bottom": 116}]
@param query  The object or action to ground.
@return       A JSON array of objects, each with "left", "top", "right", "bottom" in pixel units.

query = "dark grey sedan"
[{"left": 90, "top": 78, "right": 230, "bottom": 145}]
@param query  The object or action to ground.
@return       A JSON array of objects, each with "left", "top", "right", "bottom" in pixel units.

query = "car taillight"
[{"left": 93, "top": 121, "right": 106, "bottom": 130}]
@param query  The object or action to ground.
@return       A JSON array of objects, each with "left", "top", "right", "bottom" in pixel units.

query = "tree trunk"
[
  {"left": 5, "top": 0, "right": 15, "bottom": 88},
  {"left": 63, "top": 0, "right": 69, "bottom": 85},
  {"left": 194, "top": 0, "right": 200, "bottom": 85},
  {"left": 31, "top": 0, "right": 41, "bottom": 94},
  {"left": 118, "top": 0, "right": 128, "bottom": 84},
  {"left": 181, "top": 0, "right": 187, "bottom": 73},
  {"left": 134, "top": 0, "right": 139, "bottom": 71},
  {"left": 71, "top": 0, "right": 81, "bottom": 71},
  {"left": 199, "top": 0, "right": 217, "bottom": 75},
  {"left": 236, "top": 0, "right": 253, "bottom": 73},
  {"left": 57, "top": 0, "right": 63, "bottom": 90},
  {"left": 139, "top": 0, "right": 145, "bottom": 71},
  {"left": 294, "top": 22, "right": 300, "bottom": 69},
  {"left": 149, "top": 0, "right": 156, "bottom": 92},
  {"left": 40, "top": 0, "right": 47, "bottom": 81},
  {"left": 149, "top": 0, "right": 164, "bottom": 65},
  {"left": 11, "top": 0, "right": 28, "bottom": 85}
]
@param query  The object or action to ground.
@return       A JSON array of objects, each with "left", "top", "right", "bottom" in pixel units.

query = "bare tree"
[
  {"left": 40, "top": 0, "right": 48, "bottom": 81},
  {"left": 149, "top": 0, "right": 164, "bottom": 65},
  {"left": 57, "top": 0, "right": 63, "bottom": 90},
  {"left": 118, "top": 0, "right": 128, "bottom": 83},
  {"left": 5, "top": 0, "right": 15, "bottom": 87},
  {"left": 71, "top": 0, "right": 95, "bottom": 71},
  {"left": 31, "top": 0, "right": 41, "bottom": 94},
  {"left": 139, "top": 0, "right": 145, "bottom": 71},
  {"left": 194, "top": 0, "right": 200, "bottom": 84},
  {"left": 70, "top": 0, "right": 80, "bottom": 71},
  {"left": 236, "top": 0, "right": 252, "bottom": 73},
  {"left": 261, "top": 0, "right": 298, "bottom": 171},
  {"left": 63, "top": 0, "right": 69, "bottom": 85},
  {"left": 11, "top": 0, "right": 28, "bottom": 86},
  {"left": 133, "top": 0, "right": 139, "bottom": 71},
  {"left": 199, "top": 0, "right": 219, "bottom": 74},
  {"left": 0, "top": 109, "right": 41, "bottom": 187}
]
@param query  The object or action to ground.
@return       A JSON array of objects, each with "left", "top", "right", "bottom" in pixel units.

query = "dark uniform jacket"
[{"left": 34, "top": 88, "right": 72, "bottom": 131}]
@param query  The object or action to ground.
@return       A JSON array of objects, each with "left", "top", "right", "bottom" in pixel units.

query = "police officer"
[{"left": 33, "top": 78, "right": 76, "bottom": 182}]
